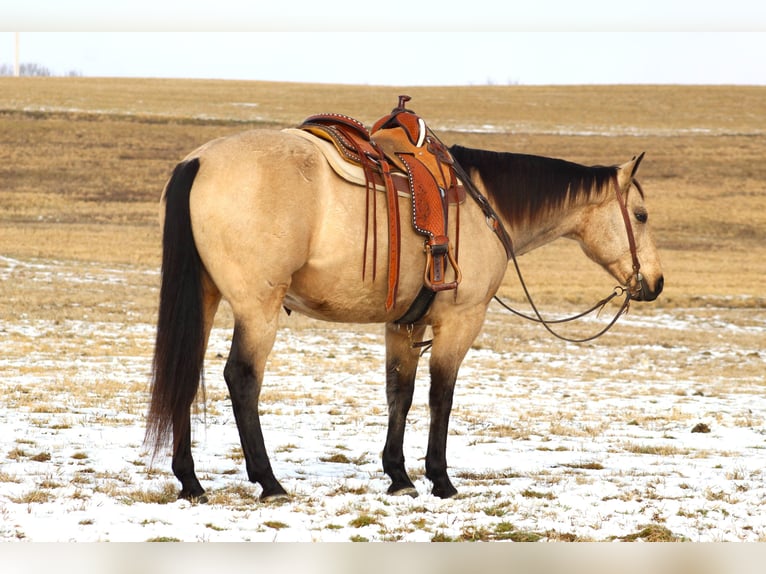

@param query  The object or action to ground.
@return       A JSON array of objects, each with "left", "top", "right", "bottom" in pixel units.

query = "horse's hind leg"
[
  {"left": 171, "top": 275, "right": 220, "bottom": 503},
  {"left": 172, "top": 424, "right": 205, "bottom": 501},
  {"left": 224, "top": 306, "right": 286, "bottom": 500},
  {"left": 382, "top": 323, "right": 426, "bottom": 496}
]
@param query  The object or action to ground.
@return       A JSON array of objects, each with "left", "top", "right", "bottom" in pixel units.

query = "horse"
[{"left": 145, "top": 128, "right": 664, "bottom": 502}]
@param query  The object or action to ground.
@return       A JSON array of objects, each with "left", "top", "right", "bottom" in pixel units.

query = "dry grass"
[{"left": 617, "top": 523, "right": 685, "bottom": 542}]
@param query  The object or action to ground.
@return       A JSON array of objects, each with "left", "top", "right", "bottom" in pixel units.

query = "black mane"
[{"left": 449, "top": 145, "right": 618, "bottom": 228}]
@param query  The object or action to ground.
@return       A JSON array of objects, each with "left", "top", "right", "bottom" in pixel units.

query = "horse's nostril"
[{"left": 656, "top": 275, "right": 664, "bottom": 295}]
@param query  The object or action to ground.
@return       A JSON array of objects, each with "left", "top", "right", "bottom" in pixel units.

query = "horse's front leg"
[
  {"left": 425, "top": 361, "right": 459, "bottom": 498},
  {"left": 382, "top": 322, "right": 426, "bottom": 496},
  {"left": 426, "top": 310, "right": 487, "bottom": 498}
]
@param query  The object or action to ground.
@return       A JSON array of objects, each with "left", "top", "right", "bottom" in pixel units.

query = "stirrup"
[{"left": 423, "top": 239, "right": 462, "bottom": 292}]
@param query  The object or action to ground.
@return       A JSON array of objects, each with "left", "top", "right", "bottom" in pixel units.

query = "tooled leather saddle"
[{"left": 297, "top": 96, "right": 464, "bottom": 318}]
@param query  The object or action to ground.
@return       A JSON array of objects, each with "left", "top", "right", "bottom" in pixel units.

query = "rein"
[
  {"left": 492, "top": 174, "right": 645, "bottom": 343},
  {"left": 419, "top": 130, "right": 643, "bottom": 343},
  {"left": 493, "top": 275, "right": 632, "bottom": 344},
  {"left": 449, "top": 149, "right": 642, "bottom": 343}
]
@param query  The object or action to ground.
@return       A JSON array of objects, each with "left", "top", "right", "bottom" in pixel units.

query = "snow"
[{"left": 1, "top": 258, "right": 765, "bottom": 543}]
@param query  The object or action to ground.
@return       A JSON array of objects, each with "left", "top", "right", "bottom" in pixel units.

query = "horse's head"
[{"left": 574, "top": 153, "right": 664, "bottom": 302}]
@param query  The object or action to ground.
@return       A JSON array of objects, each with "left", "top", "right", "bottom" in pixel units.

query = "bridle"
[
  {"left": 491, "top": 174, "right": 645, "bottom": 343},
  {"left": 613, "top": 174, "right": 645, "bottom": 298}
]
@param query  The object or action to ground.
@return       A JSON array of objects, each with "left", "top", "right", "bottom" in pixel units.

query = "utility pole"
[{"left": 14, "top": 33, "right": 20, "bottom": 77}]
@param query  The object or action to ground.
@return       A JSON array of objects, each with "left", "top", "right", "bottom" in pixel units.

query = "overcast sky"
[{"left": 3, "top": 2, "right": 766, "bottom": 86}]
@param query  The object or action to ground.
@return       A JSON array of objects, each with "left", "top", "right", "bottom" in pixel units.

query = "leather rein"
[
  {"left": 450, "top": 151, "right": 644, "bottom": 343},
  {"left": 497, "top": 174, "right": 645, "bottom": 343}
]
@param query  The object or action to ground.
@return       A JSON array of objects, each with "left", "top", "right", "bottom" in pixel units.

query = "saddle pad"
[{"left": 284, "top": 128, "right": 407, "bottom": 196}]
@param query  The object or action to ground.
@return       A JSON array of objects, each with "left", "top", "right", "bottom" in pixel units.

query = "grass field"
[{"left": 0, "top": 78, "right": 764, "bottom": 541}]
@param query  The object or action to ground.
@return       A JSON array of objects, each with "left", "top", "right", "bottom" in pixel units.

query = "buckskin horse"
[{"left": 146, "top": 105, "right": 664, "bottom": 502}]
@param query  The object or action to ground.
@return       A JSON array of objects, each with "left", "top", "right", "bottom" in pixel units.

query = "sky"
[{"left": 3, "top": 2, "right": 766, "bottom": 86}]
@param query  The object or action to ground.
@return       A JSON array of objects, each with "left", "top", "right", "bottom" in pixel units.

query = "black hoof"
[{"left": 431, "top": 479, "right": 458, "bottom": 499}]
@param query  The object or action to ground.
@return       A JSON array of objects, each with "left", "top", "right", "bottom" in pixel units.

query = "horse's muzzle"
[{"left": 633, "top": 274, "right": 664, "bottom": 302}]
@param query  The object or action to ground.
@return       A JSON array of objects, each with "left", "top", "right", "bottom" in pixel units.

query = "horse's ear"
[
  {"left": 631, "top": 152, "right": 645, "bottom": 178},
  {"left": 617, "top": 152, "right": 645, "bottom": 188}
]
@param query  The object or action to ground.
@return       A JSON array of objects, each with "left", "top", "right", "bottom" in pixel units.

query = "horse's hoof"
[
  {"left": 178, "top": 489, "right": 207, "bottom": 504},
  {"left": 260, "top": 491, "right": 290, "bottom": 503},
  {"left": 388, "top": 486, "right": 419, "bottom": 498},
  {"left": 431, "top": 481, "right": 458, "bottom": 499}
]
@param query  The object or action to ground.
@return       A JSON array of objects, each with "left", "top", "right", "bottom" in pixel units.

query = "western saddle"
[{"left": 296, "top": 96, "right": 464, "bottom": 318}]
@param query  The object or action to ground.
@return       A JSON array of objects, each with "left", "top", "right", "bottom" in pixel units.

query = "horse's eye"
[{"left": 635, "top": 210, "right": 648, "bottom": 224}]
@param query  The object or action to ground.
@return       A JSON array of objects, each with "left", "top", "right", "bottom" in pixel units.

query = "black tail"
[{"left": 145, "top": 158, "right": 206, "bottom": 456}]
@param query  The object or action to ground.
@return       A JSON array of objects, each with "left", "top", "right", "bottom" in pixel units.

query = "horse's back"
[
  {"left": 179, "top": 129, "right": 327, "bottom": 226},
  {"left": 175, "top": 128, "right": 507, "bottom": 324}
]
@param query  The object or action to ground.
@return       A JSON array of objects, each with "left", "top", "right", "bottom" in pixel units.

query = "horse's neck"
[
  {"left": 465, "top": 161, "right": 603, "bottom": 256},
  {"left": 509, "top": 218, "right": 577, "bottom": 255},
  {"left": 491, "top": 193, "right": 589, "bottom": 256}
]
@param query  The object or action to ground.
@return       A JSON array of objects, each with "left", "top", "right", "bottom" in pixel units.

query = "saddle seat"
[
  {"left": 295, "top": 96, "right": 464, "bottom": 315},
  {"left": 288, "top": 128, "right": 466, "bottom": 205}
]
